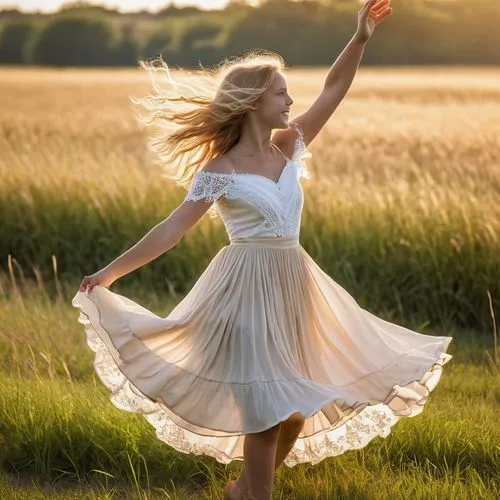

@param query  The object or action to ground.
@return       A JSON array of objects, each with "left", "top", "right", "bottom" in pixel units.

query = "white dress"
[{"left": 71, "top": 124, "right": 453, "bottom": 467}]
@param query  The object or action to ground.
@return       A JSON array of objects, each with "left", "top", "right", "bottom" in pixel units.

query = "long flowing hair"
[{"left": 130, "top": 49, "right": 287, "bottom": 217}]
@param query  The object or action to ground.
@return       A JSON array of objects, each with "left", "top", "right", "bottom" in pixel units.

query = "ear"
[{"left": 250, "top": 96, "right": 263, "bottom": 111}]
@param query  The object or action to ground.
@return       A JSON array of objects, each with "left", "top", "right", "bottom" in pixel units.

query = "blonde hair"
[{"left": 130, "top": 49, "right": 287, "bottom": 217}]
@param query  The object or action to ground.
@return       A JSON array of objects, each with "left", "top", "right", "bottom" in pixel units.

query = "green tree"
[
  {"left": 112, "top": 23, "right": 138, "bottom": 66},
  {"left": 179, "top": 21, "right": 224, "bottom": 68},
  {"left": 0, "top": 20, "right": 35, "bottom": 64},
  {"left": 179, "top": 21, "right": 223, "bottom": 52},
  {"left": 27, "top": 14, "right": 115, "bottom": 66},
  {"left": 142, "top": 28, "right": 173, "bottom": 59}
]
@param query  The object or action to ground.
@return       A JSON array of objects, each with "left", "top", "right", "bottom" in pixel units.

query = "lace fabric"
[
  {"left": 183, "top": 123, "right": 312, "bottom": 221},
  {"left": 224, "top": 181, "right": 303, "bottom": 237},
  {"left": 71, "top": 120, "right": 453, "bottom": 470},
  {"left": 73, "top": 289, "right": 452, "bottom": 467},
  {"left": 184, "top": 171, "right": 234, "bottom": 204}
]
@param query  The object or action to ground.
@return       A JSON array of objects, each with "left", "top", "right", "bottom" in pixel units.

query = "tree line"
[{"left": 0, "top": 0, "right": 498, "bottom": 68}]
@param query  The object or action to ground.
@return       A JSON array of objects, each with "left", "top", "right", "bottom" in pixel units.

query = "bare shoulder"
[
  {"left": 200, "top": 156, "right": 233, "bottom": 175},
  {"left": 271, "top": 123, "right": 301, "bottom": 159}
]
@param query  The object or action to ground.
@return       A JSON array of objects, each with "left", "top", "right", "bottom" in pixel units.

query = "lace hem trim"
[{"left": 72, "top": 291, "right": 452, "bottom": 467}]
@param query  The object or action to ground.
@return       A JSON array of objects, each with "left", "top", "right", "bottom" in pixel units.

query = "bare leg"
[
  {"left": 273, "top": 412, "right": 305, "bottom": 469},
  {"left": 226, "top": 422, "right": 281, "bottom": 500},
  {"left": 245, "top": 422, "right": 281, "bottom": 499},
  {"left": 230, "top": 413, "right": 305, "bottom": 498}
]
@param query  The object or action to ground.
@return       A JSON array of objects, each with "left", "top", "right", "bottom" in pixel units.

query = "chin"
[{"left": 270, "top": 116, "right": 290, "bottom": 130}]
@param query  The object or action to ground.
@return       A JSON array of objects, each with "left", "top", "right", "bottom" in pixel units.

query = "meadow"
[{"left": 0, "top": 65, "right": 499, "bottom": 498}]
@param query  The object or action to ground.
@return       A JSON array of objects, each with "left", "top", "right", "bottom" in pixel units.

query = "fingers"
[
  {"left": 360, "top": 0, "right": 380, "bottom": 16},
  {"left": 379, "top": 7, "right": 393, "bottom": 20},
  {"left": 363, "top": 0, "right": 389, "bottom": 11},
  {"left": 367, "top": 0, "right": 392, "bottom": 22},
  {"left": 372, "top": 3, "right": 392, "bottom": 21},
  {"left": 373, "top": 0, "right": 390, "bottom": 11},
  {"left": 79, "top": 276, "right": 95, "bottom": 292}
]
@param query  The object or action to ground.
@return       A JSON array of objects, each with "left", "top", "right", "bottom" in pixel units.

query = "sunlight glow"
[{"left": 0, "top": 0, "right": 233, "bottom": 13}]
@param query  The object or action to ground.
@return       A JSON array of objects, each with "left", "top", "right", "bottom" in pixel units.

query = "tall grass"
[
  {"left": 1, "top": 67, "right": 499, "bottom": 333},
  {"left": 0, "top": 66, "right": 499, "bottom": 498}
]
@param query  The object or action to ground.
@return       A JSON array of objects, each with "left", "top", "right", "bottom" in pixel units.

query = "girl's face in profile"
[{"left": 257, "top": 72, "right": 293, "bottom": 130}]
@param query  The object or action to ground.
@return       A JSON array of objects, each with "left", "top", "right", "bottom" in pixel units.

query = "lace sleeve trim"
[
  {"left": 291, "top": 122, "right": 312, "bottom": 180},
  {"left": 184, "top": 171, "right": 234, "bottom": 219},
  {"left": 184, "top": 171, "right": 233, "bottom": 203}
]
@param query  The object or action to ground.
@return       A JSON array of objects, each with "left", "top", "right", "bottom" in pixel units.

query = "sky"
[{"left": 0, "top": 1, "right": 236, "bottom": 13}]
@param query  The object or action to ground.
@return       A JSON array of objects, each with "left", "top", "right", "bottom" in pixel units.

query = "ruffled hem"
[{"left": 72, "top": 289, "right": 452, "bottom": 467}]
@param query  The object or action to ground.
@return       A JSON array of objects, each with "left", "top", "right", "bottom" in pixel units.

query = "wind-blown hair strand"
[{"left": 129, "top": 49, "right": 287, "bottom": 218}]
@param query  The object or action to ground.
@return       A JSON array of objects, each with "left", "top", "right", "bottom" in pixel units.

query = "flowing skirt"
[{"left": 71, "top": 235, "right": 452, "bottom": 467}]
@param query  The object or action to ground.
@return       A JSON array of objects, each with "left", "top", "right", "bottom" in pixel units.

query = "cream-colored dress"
[{"left": 72, "top": 124, "right": 452, "bottom": 467}]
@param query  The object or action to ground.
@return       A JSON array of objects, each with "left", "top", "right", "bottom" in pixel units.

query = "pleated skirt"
[{"left": 71, "top": 235, "right": 452, "bottom": 466}]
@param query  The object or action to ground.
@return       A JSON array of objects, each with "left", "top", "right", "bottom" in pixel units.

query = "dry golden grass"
[
  {"left": 0, "top": 66, "right": 499, "bottom": 499},
  {"left": 1, "top": 65, "right": 499, "bottom": 334},
  {"left": 2, "top": 65, "right": 499, "bottom": 214}
]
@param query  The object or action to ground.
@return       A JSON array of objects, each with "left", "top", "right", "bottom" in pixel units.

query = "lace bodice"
[{"left": 184, "top": 123, "right": 312, "bottom": 239}]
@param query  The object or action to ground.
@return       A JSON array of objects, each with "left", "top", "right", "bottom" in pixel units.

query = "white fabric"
[
  {"left": 71, "top": 123, "right": 453, "bottom": 467},
  {"left": 184, "top": 122, "right": 312, "bottom": 237}
]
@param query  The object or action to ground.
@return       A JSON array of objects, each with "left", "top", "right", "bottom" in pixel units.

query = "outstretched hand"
[
  {"left": 78, "top": 269, "right": 116, "bottom": 292},
  {"left": 356, "top": 0, "right": 393, "bottom": 43}
]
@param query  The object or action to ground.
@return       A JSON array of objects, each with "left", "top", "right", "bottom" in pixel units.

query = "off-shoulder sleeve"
[
  {"left": 184, "top": 171, "right": 233, "bottom": 219},
  {"left": 291, "top": 122, "right": 312, "bottom": 180},
  {"left": 184, "top": 171, "right": 232, "bottom": 202}
]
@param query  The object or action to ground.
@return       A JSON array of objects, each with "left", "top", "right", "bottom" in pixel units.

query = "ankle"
[
  {"left": 236, "top": 468, "right": 248, "bottom": 489},
  {"left": 235, "top": 476, "right": 249, "bottom": 490}
]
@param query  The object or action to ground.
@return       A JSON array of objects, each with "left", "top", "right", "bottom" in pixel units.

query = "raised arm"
[{"left": 273, "top": 0, "right": 392, "bottom": 150}]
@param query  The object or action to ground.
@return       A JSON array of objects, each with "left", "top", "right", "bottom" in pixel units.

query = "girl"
[{"left": 72, "top": 2, "right": 451, "bottom": 499}]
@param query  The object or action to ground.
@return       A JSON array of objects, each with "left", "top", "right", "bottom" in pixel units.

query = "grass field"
[{"left": 0, "top": 65, "right": 499, "bottom": 499}]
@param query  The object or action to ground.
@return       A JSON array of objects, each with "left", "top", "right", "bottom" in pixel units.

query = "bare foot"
[{"left": 224, "top": 479, "right": 250, "bottom": 500}]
